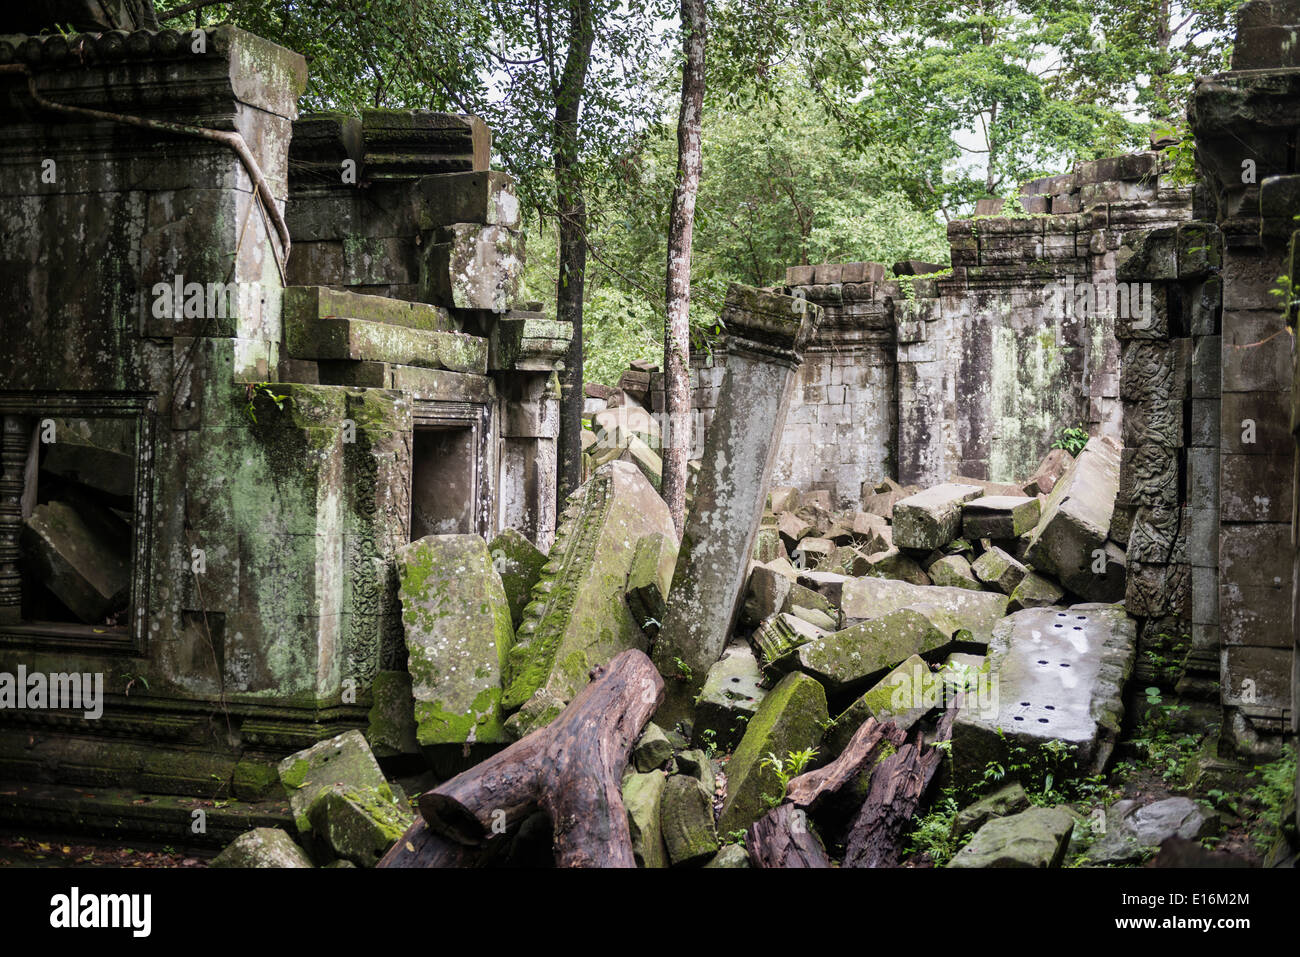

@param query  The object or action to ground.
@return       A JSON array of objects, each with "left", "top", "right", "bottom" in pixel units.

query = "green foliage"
[
  {"left": 1051, "top": 425, "right": 1089, "bottom": 456},
  {"left": 243, "top": 383, "right": 289, "bottom": 425},
  {"left": 1131, "top": 700, "right": 1200, "bottom": 788},
  {"left": 759, "top": 746, "right": 819, "bottom": 808},
  {"left": 906, "top": 789, "right": 967, "bottom": 865},
  {"left": 980, "top": 730, "right": 1114, "bottom": 807},
  {"left": 1246, "top": 743, "right": 1297, "bottom": 851}
]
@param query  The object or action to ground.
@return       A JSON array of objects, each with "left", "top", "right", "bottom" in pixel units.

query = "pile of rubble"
[
  {"left": 578, "top": 360, "right": 678, "bottom": 493},
  {"left": 207, "top": 419, "right": 1157, "bottom": 868}
]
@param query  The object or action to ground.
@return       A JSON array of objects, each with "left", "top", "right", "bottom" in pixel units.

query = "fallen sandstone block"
[
  {"left": 395, "top": 534, "right": 513, "bottom": 745},
  {"left": 504, "top": 461, "right": 676, "bottom": 736},
  {"left": 660, "top": 774, "right": 719, "bottom": 866},
  {"left": 948, "top": 806, "right": 1076, "bottom": 868},
  {"left": 779, "top": 607, "right": 956, "bottom": 693},
  {"left": 927, "top": 553, "right": 983, "bottom": 590},
  {"left": 1023, "top": 436, "right": 1126, "bottom": 601},
  {"left": 1007, "top": 571, "right": 1065, "bottom": 611},
  {"left": 839, "top": 577, "right": 1008, "bottom": 645},
  {"left": 825, "top": 654, "right": 932, "bottom": 755},
  {"left": 962, "top": 495, "right": 1041, "bottom": 539},
  {"left": 753, "top": 611, "right": 830, "bottom": 666},
  {"left": 487, "top": 528, "right": 547, "bottom": 629},
  {"left": 970, "top": 546, "right": 1028, "bottom": 594},
  {"left": 308, "top": 784, "right": 414, "bottom": 867},
  {"left": 951, "top": 604, "right": 1136, "bottom": 789},
  {"left": 892, "top": 483, "right": 985, "bottom": 550},
  {"left": 692, "top": 643, "right": 768, "bottom": 752},
  {"left": 211, "top": 828, "right": 314, "bottom": 868},
  {"left": 718, "top": 672, "right": 828, "bottom": 834},
  {"left": 623, "top": 770, "right": 670, "bottom": 868},
  {"left": 22, "top": 500, "right": 130, "bottom": 624},
  {"left": 277, "top": 730, "right": 400, "bottom": 839}
]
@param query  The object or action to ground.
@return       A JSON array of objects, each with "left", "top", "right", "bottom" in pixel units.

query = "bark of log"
[
  {"left": 746, "top": 804, "right": 831, "bottom": 868},
  {"left": 410, "top": 648, "right": 664, "bottom": 868},
  {"left": 378, "top": 816, "right": 481, "bottom": 868},
  {"left": 784, "top": 717, "right": 907, "bottom": 814},
  {"left": 842, "top": 706, "right": 957, "bottom": 868}
]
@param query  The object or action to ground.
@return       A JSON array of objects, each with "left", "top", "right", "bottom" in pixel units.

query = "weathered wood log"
[
  {"left": 378, "top": 816, "right": 481, "bottom": 868},
  {"left": 784, "top": 717, "right": 907, "bottom": 814},
  {"left": 746, "top": 804, "right": 831, "bottom": 868},
  {"left": 842, "top": 705, "right": 957, "bottom": 868},
  {"left": 409, "top": 648, "right": 664, "bottom": 868}
]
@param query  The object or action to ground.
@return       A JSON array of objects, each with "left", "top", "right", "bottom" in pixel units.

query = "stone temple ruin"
[{"left": 0, "top": 0, "right": 1297, "bottom": 868}]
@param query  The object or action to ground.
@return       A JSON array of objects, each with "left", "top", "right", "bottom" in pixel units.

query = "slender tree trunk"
[
  {"left": 661, "top": 0, "right": 707, "bottom": 534},
  {"left": 555, "top": 0, "right": 596, "bottom": 510}
]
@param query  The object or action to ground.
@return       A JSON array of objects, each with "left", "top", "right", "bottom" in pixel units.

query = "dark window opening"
[{"left": 410, "top": 425, "right": 476, "bottom": 540}]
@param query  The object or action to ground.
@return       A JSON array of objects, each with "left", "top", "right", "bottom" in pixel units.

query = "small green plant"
[
  {"left": 120, "top": 672, "right": 149, "bottom": 696},
  {"left": 671, "top": 657, "right": 693, "bottom": 682},
  {"left": 1131, "top": 699, "right": 1199, "bottom": 787},
  {"left": 759, "top": 747, "right": 819, "bottom": 808},
  {"left": 243, "top": 382, "right": 290, "bottom": 424},
  {"left": 906, "top": 789, "right": 965, "bottom": 865},
  {"left": 698, "top": 727, "right": 717, "bottom": 757},
  {"left": 1051, "top": 425, "right": 1089, "bottom": 456},
  {"left": 723, "top": 829, "right": 747, "bottom": 847},
  {"left": 1245, "top": 743, "right": 1297, "bottom": 851}
]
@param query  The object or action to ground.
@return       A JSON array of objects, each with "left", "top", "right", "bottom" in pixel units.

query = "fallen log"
[
  {"left": 409, "top": 648, "right": 664, "bottom": 868},
  {"left": 746, "top": 804, "right": 831, "bottom": 868},
  {"left": 843, "top": 705, "right": 956, "bottom": 868},
  {"left": 378, "top": 817, "right": 480, "bottom": 868},
  {"left": 784, "top": 716, "right": 908, "bottom": 814}
]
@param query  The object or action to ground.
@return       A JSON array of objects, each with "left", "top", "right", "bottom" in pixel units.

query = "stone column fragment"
[{"left": 652, "top": 284, "right": 823, "bottom": 707}]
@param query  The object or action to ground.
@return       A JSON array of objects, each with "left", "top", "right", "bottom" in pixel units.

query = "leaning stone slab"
[
  {"left": 951, "top": 604, "right": 1137, "bottom": 789},
  {"left": 783, "top": 607, "right": 955, "bottom": 693},
  {"left": 1023, "top": 436, "right": 1126, "bottom": 601},
  {"left": 660, "top": 775, "right": 720, "bottom": 866},
  {"left": 971, "top": 546, "right": 1028, "bottom": 594},
  {"left": 840, "top": 577, "right": 1008, "bottom": 644},
  {"left": 211, "top": 828, "right": 314, "bottom": 868},
  {"left": 278, "top": 730, "right": 397, "bottom": 837},
  {"left": 742, "top": 562, "right": 793, "bottom": 627},
  {"left": 947, "top": 806, "right": 1076, "bottom": 868},
  {"left": 693, "top": 643, "right": 768, "bottom": 751},
  {"left": 308, "top": 784, "right": 414, "bottom": 867},
  {"left": 653, "top": 284, "right": 823, "bottom": 714},
  {"left": 962, "top": 496, "right": 1041, "bottom": 539},
  {"left": 503, "top": 461, "right": 676, "bottom": 736},
  {"left": 395, "top": 534, "right": 513, "bottom": 745},
  {"left": 623, "top": 770, "right": 670, "bottom": 868},
  {"left": 892, "top": 483, "right": 984, "bottom": 550},
  {"left": 22, "top": 500, "right": 130, "bottom": 624},
  {"left": 718, "top": 672, "right": 828, "bottom": 834},
  {"left": 366, "top": 670, "right": 421, "bottom": 757},
  {"left": 487, "top": 528, "right": 547, "bottom": 629}
]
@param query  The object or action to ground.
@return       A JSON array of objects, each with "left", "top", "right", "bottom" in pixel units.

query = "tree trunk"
[
  {"left": 378, "top": 816, "right": 482, "bottom": 868},
  {"left": 842, "top": 707, "right": 956, "bottom": 868},
  {"left": 554, "top": 0, "right": 596, "bottom": 511},
  {"left": 410, "top": 649, "right": 664, "bottom": 868},
  {"left": 660, "top": 0, "right": 707, "bottom": 534},
  {"left": 747, "top": 804, "right": 831, "bottom": 868}
]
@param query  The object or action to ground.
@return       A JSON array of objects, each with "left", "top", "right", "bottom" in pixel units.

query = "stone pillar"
[
  {"left": 652, "top": 284, "right": 822, "bottom": 713},
  {"left": 1190, "top": 0, "right": 1299, "bottom": 751}
]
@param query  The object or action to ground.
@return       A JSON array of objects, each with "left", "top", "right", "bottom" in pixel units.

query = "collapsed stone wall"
[{"left": 689, "top": 156, "right": 1192, "bottom": 508}]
